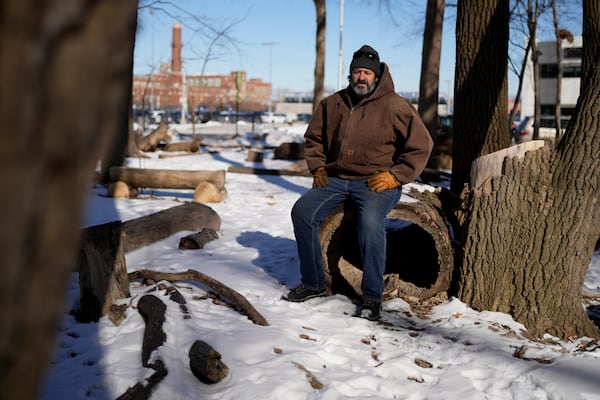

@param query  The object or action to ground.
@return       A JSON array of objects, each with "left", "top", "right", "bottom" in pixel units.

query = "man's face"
[{"left": 350, "top": 68, "right": 378, "bottom": 96}]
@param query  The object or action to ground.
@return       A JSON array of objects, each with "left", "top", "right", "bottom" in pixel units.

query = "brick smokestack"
[{"left": 171, "top": 23, "right": 182, "bottom": 74}]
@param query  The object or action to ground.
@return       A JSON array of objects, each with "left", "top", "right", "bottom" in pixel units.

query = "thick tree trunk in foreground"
[
  {"left": 0, "top": 2, "right": 138, "bottom": 398},
  {"left": 452, "top": 1, "right": 600, "bottom": 339}
]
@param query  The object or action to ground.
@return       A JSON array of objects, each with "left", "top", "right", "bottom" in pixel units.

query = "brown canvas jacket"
[{"left": 304, "top": 63, "right": 433, "bottom": 185}]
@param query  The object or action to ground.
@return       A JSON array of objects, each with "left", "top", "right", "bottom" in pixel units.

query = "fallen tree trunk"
[
  {"left": 122, "top": 202, "right": 221, "bottom": 252},
  {"left": 227, "top": 166, "right": 310, "bottom": 177},
  {"left": 128, "top": 269, "right": 269, "bottom": 326},
  {"left": 138, "top": 121, "right": 171, "bottom": 152},
  {"left": 109, "top": 167, "right": 226, "bottom": 190},
  {"left": 320, "top": 187, "right": 454, "bottom": 300},
  {"left": 116, "top": 295, "right": 168, "bottom": 400}
]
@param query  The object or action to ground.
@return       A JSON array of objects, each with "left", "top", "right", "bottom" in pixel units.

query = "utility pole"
[
  {"left": 262, "top": 42, "right": 278, "bottom": 112},
  {"left": 337, "top": 0, "right": 344, "bottom": 90}
]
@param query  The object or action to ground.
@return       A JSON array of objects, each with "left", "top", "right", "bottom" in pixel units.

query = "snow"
[{"left": 41, "top": 122, "right": 600, "bottom": 400}]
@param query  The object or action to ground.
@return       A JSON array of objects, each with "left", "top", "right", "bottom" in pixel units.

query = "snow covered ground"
[{"left": 40, "top": 122, "right": 600, "bottom": 400}]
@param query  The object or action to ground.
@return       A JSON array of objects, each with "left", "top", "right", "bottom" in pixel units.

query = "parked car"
[
  {"left": 511, "top": 116, "right": 569, "bottom": 145},
  {"left": 260, "top": 112, "right": 287, "bottom": 124}
]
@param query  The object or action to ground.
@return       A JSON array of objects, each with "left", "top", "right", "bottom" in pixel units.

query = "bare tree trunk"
[
  {"left": 552, "top": 1, "right": 563, "bottom": 143},
  {"left": 0, "top": 1, "right": 139, "bottom": 398},
  {"left": 418, "top": 0, "right": 446, "bottom": 169},
  {"left": 529, "top": 0, "right": 542, "bottom": 141},
  {"left": 450, "top": 0, "right": 509, "bottom": 195},
  {"left": 454, "top": 1, "right": 600, "bottom": 340},
  {"left": 312, "top": 0, "right": 326, "bottom": 112}
]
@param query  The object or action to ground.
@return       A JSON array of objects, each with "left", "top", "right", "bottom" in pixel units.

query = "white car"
[{"left": 260, "top": 112, "right": 287, "bottom": 124}]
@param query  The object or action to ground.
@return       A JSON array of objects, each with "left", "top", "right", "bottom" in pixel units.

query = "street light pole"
[{"left": 262, "top": 42, "right": 278, "bottom": 112}]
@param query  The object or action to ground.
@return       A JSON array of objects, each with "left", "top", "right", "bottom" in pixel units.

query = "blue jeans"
[{"left": 291, "top": 177, "right": 401, "bottom": 301}]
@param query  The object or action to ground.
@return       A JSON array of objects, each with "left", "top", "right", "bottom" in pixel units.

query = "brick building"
[{"left": 132, "top": 24, "right": 271, "bottom": 114}]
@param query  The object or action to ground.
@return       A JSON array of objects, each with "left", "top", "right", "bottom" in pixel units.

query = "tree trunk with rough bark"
[
  {"left": 312, "top": 0, "right": 326, "bottom": 112},
  {"left": 451, "top": 0, "right": 510, "bottom": 195},
  {"left": 453, "top": 0, "right": 600, "bottom": 339},
  {"left": 0, "top": 2, "right": 138, "bottom": 398},
  {"left": 419, "top": 0, "right": 446, "bottom": 169}
]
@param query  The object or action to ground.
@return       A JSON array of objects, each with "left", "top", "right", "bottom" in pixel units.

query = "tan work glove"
[
  {"left": 367, "top": 171, "right": 401, "bottom": 192},
  {"left": 312, "top": 167, "right": 329, "bottom": 188}
]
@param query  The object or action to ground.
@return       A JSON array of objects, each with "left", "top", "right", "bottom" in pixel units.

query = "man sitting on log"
[{"left": 282, "top": 45, "right": 433, "bottom": 321}]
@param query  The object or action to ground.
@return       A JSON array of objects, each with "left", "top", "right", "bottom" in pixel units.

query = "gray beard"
[{"left": 351, "top": 80, "right": 376, "bottom": 96}]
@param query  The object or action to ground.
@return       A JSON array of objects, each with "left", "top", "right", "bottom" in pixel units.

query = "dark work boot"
[
  {"left": 359, "top": 298, "right": 381, "bottom": 321},
  {"left": 282, "top": 283, "right": 326, "bottom": 302}
]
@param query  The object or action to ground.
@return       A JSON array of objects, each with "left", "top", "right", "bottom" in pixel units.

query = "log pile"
[{"left": 108, "top": 167, "right": 227, "bottom": 203}]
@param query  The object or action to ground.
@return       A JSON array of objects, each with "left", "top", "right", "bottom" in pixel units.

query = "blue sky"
[
  {"left": 134, "top": 0, "right": 456, "bottom": 97},
  {"left": 133, "top": 0, "right": 581, "bottom": 99}
]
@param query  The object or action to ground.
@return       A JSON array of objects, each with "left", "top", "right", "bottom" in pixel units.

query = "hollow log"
[
  {"left": 109, "top": 167, "right": 226, "bottom": 190},
  {"left": 319, "top": 188, "right": 454, "bottom": 300},
  {"left": 122, "top": 202, "right": 221, "bottom": 252}
]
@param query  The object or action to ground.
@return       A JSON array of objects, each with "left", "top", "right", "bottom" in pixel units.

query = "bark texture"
[
  {"left": 451, "top": 0, "right": 509, "bottom": 194},
  {"left": 0, "top": 2, "right": 138, "bottom": 398}
]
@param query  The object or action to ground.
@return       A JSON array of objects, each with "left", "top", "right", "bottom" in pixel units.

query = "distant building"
[
  {"left": 520, "top": 35, "right": 582, "bottom": 119},
  {"left": 132, "top": 24, "right": 271, "bottom": 115}
]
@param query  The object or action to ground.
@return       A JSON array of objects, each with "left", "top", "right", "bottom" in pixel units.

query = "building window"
[
  {"left": 562, "top": 65, "right": 581, "bottom": 78},
  {"left": 540, "top": 64, "right": 558, "bottom": 78},
  {"left": 563, "top": 47, "right": 582, "bottom": 59}
]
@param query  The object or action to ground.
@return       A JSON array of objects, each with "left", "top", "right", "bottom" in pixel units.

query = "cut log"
[
  {"left": 138, "top": 121, "right": 171, "bottom": 152},
  {"left": 161, "top": 140, "right": 200, "bottom": 153},
  {"left": 246, "top": 149, "right": 264, "bottom": 162},
  {"left": 76, "top": 220, "right": 131, "bottom": 323},
  {"left": 227, "top": 166, "right": 311, "bottom": 177},
  {"left": 319, "top": 188, "right": 454, "bottom": 300},
  {"left": 273, "top": 142, "right": 304, "bottom": 160},
  {"left": 179, "top": 228, "right": 219, "bottom": 249},
  {"left": 109, "top": 166, "right": 225, "bottom": 190},
  {"left": 193, "top": 181, "right": 227, "bottom": 203},
  {"left": 189, "top": 340, "right": 230, "bottom": 384},
  {"left": 128, "top": 269, "right": 269, "bottom": 326},
  {"left": 122, "top": 202, "right": 221, "bottom": 252}
]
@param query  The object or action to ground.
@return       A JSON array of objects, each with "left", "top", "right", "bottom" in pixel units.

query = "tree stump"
[
  {"left": 319, "top": 188, "right": 454, "bottom": 300},
  {"left": 77, "top": 221, "right": 131, "bottom": 322}
]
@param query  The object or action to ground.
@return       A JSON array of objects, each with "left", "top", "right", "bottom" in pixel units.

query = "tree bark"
[
  {"left": 312, "top": 0, "right": 326, "bottom": 112},
  {"left": 419, "top": 0, "right": 446, "bottom": 169},
  {"left": 77, "top": 221, "right": 131, "bottom": 323},
  {"left": 451, "top": 0, "right": 510, "bottom": 195},
  {"left": 452, "top": 0, "right": 600, "bottom": 340},
  {"left": 0, "top": 2, "right": 138, "bottom": 398},
  {"left": 109, "top": 167, "right": 226, "bottom": 190}
]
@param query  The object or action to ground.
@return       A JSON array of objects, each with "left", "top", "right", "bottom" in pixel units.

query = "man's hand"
[
  {"left": 368, "top": 171, "right": 401, "bottom": 192},
  {"left": 312, "top": 167, "right": 329, "bottom": 188}
]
